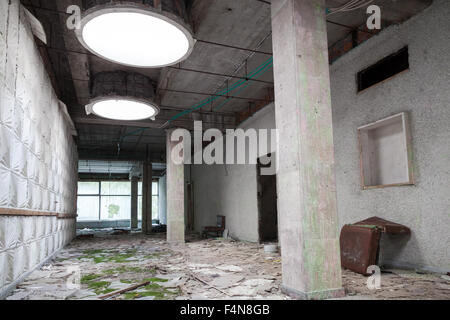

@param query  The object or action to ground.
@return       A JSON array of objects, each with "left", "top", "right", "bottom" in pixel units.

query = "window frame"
[
  {"left": 77, "top": 180, "right": 132, "bottom": 221},
  {"left": 77, "top": 179, "right": 160, "bottom": 221}
]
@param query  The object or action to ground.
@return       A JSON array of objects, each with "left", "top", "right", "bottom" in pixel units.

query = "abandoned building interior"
[{"left": 0, "top": 0, "right": 449, "bottom": 301}]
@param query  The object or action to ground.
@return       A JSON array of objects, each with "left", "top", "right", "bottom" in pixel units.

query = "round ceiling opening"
[
  {"left": 91, "top": 99, "right": 158, "bottom": 121},
  {"left": 77, "top": 8, "right": 194, "bottom": 68}
]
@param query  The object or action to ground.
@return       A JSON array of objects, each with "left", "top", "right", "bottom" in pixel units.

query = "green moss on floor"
[
  {"left": 144, "top": 283, "right": 162, "bottom": 290},
  {"left": 123, "top": 290, "right": 165, "bottom": 300},
  {"left": 71, "top": 248, "right": 178, "bottom": 299},
  {"left": 99, "top": 288, "right": 116, "bottom": 295},
  {"left": 120, "top": 279, "right": 134, "bottom": 284},
  {"left": 120, "top": 280, "right": 180, "bottom": 300},
  {"left": 87, "top": 281, "right": 111, "bottom": 295},
  {"left": 81, "top": 274, "right": 102, "bottom": 284},
  {"left": 143, "top": 277, "right": 168, "bottom": 283},
  {"left": 103, "top": 266, "right": 150, "bottom": 275},
  {"left": 78, "top": 249, "right": 138, "bottom": 264}
]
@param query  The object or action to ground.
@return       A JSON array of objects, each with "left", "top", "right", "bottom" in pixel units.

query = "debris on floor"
[
  {"left": 112, "top": 229, "right": 131, "bottom": 235},
  {"left": 5, "top": 231, "right": 449, "bottom": 300}
]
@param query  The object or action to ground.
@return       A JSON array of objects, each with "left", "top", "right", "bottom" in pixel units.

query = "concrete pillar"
[
  {"left": 271, "top": 0, "right": 344, "bottom": 299},
  {"left": 166, "top": 128, "right": 185, "bottom": 243},
  {"left": 130, "top": 176, "right": 138, "bottom": 229},
  {"left": 142, "top": 162, "right": 153, "bottom": 234}
]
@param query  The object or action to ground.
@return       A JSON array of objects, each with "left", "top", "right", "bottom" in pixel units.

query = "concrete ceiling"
[{"left": 20, "top": 0, "right": 433, "bottom": 161}]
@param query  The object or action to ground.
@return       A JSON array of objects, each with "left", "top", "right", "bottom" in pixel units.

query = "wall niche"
[{"left": 358, "top": 112, "right": 414, "bottom": 189}]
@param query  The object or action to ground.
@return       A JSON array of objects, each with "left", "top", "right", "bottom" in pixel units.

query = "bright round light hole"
[
  {"left": 81, "top": 12, "right": 191, "bottom": 67},
  {"left": 92, "top": 100, "right": 157, "bottom": 121}
]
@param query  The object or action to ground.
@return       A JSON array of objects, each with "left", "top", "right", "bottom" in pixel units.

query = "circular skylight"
[
  {"left": 77, "top": 8, "right": 194, "bottom": 68},
  {"left": 91, "top": 99, "right": 158, "bottom": 121}
]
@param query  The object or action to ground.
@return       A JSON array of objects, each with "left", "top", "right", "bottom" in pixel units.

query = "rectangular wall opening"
[
  {"left": 357, "top": 46, "right": 409, "bottom": 92},
  {"left": 358, "top": 112, "right": 414, "bottom": 189}
]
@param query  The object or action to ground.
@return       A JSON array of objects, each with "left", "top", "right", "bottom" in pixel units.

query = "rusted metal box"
[
  {"left": 354, "top": 217, "right": 411, "bottom": 235},
  {"left": 340, "top": 225, "right": 381, "bottom": 275}
]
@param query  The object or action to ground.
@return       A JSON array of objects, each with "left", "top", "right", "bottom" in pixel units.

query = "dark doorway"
[{"left": 257, "top": 154, "right": 278, "bottom": 243}]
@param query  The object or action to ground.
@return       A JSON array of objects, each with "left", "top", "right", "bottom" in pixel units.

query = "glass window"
[
  {"left": 138, "top": 181, "right": 158, "bottom": 195},
  {"left": 77, "top": 180, "right": 159, "bottom": 223},
  {"left": 78, "top": 182, "right": 99, "bottom": 195},
  {"left": 152, "top": 181, "right": 158, "bottom": 195},
  {"left": 137, "top": 181, "right": 159, "bottom": 221},
  {"left": 77, "top": 196, "right": 100, "bottom": 221},
  {"left": 100, "top": 196, "right": 131, "bottom": 221},
  {"left": 138, "top": 195, "right": 142, "bottom": 221},
  {"left": 152, "top": 195, "right": 159, "bottom": 220},
  {"left": 101, "top": 181, "right": 131, "bottom": 195}
]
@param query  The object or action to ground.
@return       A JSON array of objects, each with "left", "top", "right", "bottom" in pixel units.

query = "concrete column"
[
  {"left": 130, "top": 176, "right": 138, "bottom": 229},
  {"left": 166, "top": 128, "right": 185, "bottom": 243},
  {"left": 271, "top": 0, "right": 344, "bottom": 299},
  {"left": 142, "top": 162, "right": 153, "bottom": 234}
]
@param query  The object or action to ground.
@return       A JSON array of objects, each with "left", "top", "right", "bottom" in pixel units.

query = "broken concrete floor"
[
  {"left": 341, "top": 268, "right": 450, "bottom": 300},
  {"left": 5, "top": 232, "right": 450, "bottom": 300},
  {"left": 6, "top": 232, "right": 288, "bottom": 300}
]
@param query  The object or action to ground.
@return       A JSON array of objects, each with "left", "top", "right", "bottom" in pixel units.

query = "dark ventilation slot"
[{"left": 357, "top": 46, "right": 409, "bottom": 92}]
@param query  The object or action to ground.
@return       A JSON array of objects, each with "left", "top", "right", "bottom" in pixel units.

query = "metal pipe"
[
  {"left": 167, "top": 65, "right": 273, "bottom": 84},
  {"left": 196, "top": 39, "right": 272, "bottom": 55},
  {"left": 159, "top": 88, "right": 270, "bottom": 102}
]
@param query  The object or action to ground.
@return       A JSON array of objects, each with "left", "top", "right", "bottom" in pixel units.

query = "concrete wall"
[
  {"left": 330, "top": 0, "right": 449, "bottom": 273},
  {"left": 192, "top": 104, "right": 276, "bottom": 242},
  {"left": 0, "top": 1, "right": 78, "bottom": 298},
  {"left": 192, "top": 0, "right": 449, "bottom": 272}
]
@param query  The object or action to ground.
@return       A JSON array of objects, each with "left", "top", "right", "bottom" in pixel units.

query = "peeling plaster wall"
[
  {"left": 330, "top": 0, "right": 449, "bottom": 273},
  {"left": 0, "top": 1, "right": 78, "bottom": 298},
  {"left": 192, "top": 104, "right": 276, "bottom": 242}
]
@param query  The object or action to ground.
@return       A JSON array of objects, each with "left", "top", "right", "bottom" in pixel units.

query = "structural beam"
[
  {"left": 271, "top": 0, "right": 344, "bottom": 299},
  {"left": 166, "top": 128, "right": 185, "bottom": 243}
]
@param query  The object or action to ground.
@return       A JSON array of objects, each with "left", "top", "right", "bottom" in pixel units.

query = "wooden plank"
[
  {"left": 99, "top": 281, "right": 150, "bottom": 300},
  {"left": 57, "top": 213, "right": 78, "bottom": 219},
  {"left": 363, "top": 182, "right": 414, "bottom": 190},
  {"left": 0, "top": 207, "right": 58, "bottom": 217},
  {"left": 0, "top": 208, "right": 77, "bottom": 218}
]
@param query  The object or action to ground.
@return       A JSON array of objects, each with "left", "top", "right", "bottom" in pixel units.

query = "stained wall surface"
[
  {"left": 330, "top": 0, "right": 449, "bottom": 273},
  {"left": 0, "top": 1, "right": 78, "bottom": 298},
  {"left": 192, "top": 0, "right": 449, "bottom": 272}
]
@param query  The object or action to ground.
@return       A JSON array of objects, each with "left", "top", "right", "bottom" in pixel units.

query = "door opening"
[{"left": 257, "top": 154, "right": 278, "bottom": 243}]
